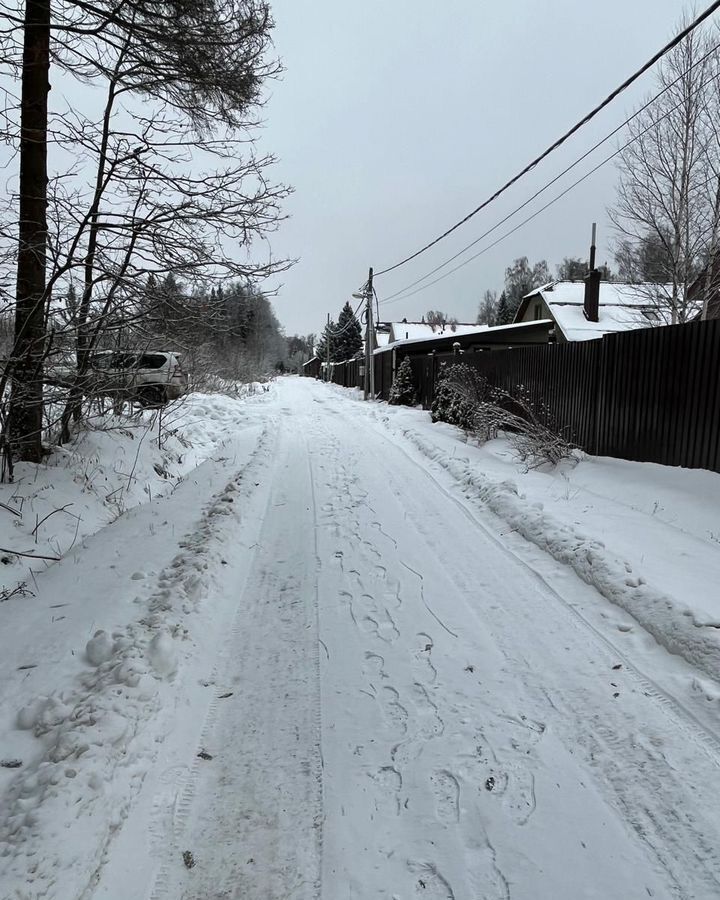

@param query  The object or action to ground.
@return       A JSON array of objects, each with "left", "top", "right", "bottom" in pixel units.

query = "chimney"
[{"left": 583, "top": 222, "right": 600, "bottom": 323}]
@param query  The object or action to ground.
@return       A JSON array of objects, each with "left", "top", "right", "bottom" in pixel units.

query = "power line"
[
  {"left": 379, "top": 38, "right": 720, "bottom": 305},
  {"left": 378, "top": 71, "right": 712, "bottom": 308},
  {"left": 374, "top": 0, "right": 720, "bottom": 278},
  {"left": 322, "top": 298, "right": 365, "bottom": 338},
  {"left": 379, "top": 52, "right": 720, "bottom": 307}
]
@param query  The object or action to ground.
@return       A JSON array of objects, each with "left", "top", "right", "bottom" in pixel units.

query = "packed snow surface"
[{"left": 2, "top": 377, "right": 720, "bottom": 900}]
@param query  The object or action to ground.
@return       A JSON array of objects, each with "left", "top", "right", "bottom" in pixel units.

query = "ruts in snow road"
[{"left": 94, "top": 379, "right": 720, "bottom": 900}]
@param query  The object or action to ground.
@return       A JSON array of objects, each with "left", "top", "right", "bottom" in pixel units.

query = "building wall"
[{"left": 517, "top": 295, "right": 552, "bottom": 324}]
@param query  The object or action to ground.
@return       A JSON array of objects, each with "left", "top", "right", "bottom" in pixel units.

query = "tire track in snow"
[
  {"left": 308, "top": 413, "right": 466, "bottom": 897},
  {"left": 349, "top": 402, "right": 720, "bottom": 896},
  {"left": 309, "top": 399, "right": 533, "bottom": 900},
  {"left": 146, "top": 429, "right": 281, "bottom": 900},
  {"left": 148, "top": 424, "right": 323, "bottom": 900},
  {"left": 366, "top": 408, "right": 720, "bottom": 768}
]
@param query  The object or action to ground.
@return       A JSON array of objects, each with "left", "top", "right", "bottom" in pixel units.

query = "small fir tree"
[{"left": 389, "top": 356, "right": 417, "bottom": 406}]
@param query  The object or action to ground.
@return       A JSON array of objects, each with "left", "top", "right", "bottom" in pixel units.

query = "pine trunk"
[{"left": 10, "top": 0, "right": 51, "bottom": 462}]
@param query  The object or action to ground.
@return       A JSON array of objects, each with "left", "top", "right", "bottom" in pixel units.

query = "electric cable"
[
  {"left": 324, "top": 298, "right": 364, "bottom": 335},
  {"left": 378, "top": 78, "right": 708, "bottom": 308},
  {"left": 378, "top": 50, "right": 720, "bottom": 307},
  {"left": 374, "top": 0, "right": 720, "bottom": 278},
  {"left": 379, "top": 38, "right": 720, "bottom": 304}
]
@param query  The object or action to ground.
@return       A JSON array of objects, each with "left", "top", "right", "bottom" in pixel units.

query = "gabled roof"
[{"left": 516, "top": 281, "right": 675, "bottom": 341}]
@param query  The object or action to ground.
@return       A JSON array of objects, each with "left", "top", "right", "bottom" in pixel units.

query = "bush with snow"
[
  {"left": 431, "top": 363, "right": 480, "bottom": 430},
  {"left": 388, "top": 356, "right": 417, "bottom": 407},
  {"left": 431, "top": 362, "right": 574, "bottom": 469}
]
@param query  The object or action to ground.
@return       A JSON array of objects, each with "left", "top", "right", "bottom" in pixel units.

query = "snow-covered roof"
[
  {"left": 387, "top": 322, "right": 482, "bottom": 343},
  {"left": 375, "top": 322, "right": 500, "bottom": 352},
  {"left": 520, "top": 281, "right": 675, "bottom": 341},
  {"left": 375, "top": 332, "right": 391, "bottom": 348}
]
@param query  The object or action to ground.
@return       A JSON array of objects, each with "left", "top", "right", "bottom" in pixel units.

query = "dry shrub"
[{"left": 432, "top": 363, "right": 575, "bottom": 469}]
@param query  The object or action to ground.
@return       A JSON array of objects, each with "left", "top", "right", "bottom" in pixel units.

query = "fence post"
[
  {"left": 595, "top": 334, "right": 610, "bottom": 456},
  {"left": 429, "top": 351, "right": 437, "bottom": 410}
]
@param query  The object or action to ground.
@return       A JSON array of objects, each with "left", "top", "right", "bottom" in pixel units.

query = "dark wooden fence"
[{"left": 308, "top": 319, "right": 720, "bottom": 473}]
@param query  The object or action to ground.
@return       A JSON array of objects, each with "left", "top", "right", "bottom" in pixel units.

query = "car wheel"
[{"left": 137, "top": 385, "right": 167, "bottom": 408}]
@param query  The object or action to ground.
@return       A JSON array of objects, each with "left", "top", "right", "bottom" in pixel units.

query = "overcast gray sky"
[{"left": 261, "top": 0, "right": 700, "bottom": 336}]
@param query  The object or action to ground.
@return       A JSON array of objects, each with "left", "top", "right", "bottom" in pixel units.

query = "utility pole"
[{"left": 364, "top": 267, "right": 374, "bottom": 401}]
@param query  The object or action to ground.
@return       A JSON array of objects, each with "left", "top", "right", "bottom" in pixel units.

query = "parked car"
[{"left": 87, "top": 350, "right": 188, "bottom": 406}]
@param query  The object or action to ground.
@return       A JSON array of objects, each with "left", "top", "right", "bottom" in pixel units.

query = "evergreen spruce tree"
[
  {"left": 388, "top": 356, "right": 417, "bottom": 406},
  {"left": 334, "top": 301, "right": 363, "bottom": 361},
  {"left": 315, "top": 321, "right": 335, "bottom": 363},
  {"left": 495, "top": 291, "right": 510, "bottom": 325}
]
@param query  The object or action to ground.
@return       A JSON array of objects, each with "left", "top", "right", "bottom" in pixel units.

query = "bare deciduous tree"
[
  {"left": 476, "top": 289, "right": 498, "bottom": 326},
  {"left": 610, "top": 17, "right": 719, "bottom": 323}
]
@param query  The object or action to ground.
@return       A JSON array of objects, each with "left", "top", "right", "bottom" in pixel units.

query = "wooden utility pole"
[
  {"left": 364, "top": 267, "right": 374, "bottom": 401},
  {"left": 10, "top": 0, "right": 51, "bottom": 462}
]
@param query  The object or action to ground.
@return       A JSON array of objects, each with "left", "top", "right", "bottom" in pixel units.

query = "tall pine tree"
[{"left": 333, "top": 301, "right": 363, "bottom": 361}]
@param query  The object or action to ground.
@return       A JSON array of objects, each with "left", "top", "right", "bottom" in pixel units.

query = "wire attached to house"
[
  {"left": 377, "top": 49, "right": 720, "bottom": 308},
  {"left": 374, "top": 0, "right": 720, "bottom": 279},
  {"left": 378, "top": 38, "right": 720, "bottom": 306}
]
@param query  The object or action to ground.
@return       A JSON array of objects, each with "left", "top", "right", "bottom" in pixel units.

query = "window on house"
[{"left": 534, "top": 302, "right": 542, "bottom": 320}]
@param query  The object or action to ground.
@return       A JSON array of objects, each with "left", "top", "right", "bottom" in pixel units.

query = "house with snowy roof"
[{"left": 514, "top": 279, "right": 674, "bottom": 341}]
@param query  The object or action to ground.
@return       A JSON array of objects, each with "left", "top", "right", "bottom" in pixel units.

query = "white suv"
[{"left": 88, "top": 350, "right": 188, "bottom": 406}]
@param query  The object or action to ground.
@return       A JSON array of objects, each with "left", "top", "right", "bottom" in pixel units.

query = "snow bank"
[
  {"left": 365, "top": 399, "right": 720, "bottom": 683},
  {"left": 0, "top": 389, "right": 271, "bottom": 599},
  {"left": 0, "top": 385, "right": 278, "bottom": 894},
  {"left": 0, "top": 441, "right": 270, "bottom": 895}
]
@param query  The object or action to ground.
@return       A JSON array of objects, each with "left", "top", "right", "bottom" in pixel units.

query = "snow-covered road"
[{"left": 3, "top": 377, "right": 720, "bottom": 900}]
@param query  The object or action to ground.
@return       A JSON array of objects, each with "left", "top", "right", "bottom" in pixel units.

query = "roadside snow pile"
[
  {"left": 0, "top": 433, "right": 270, "bottom": 897},
  {"left": 0, "top": 389, "right": 270, "bottom": 599},
  {"left": 367, "top": 400, "right": 720, "bottom": 683}
]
